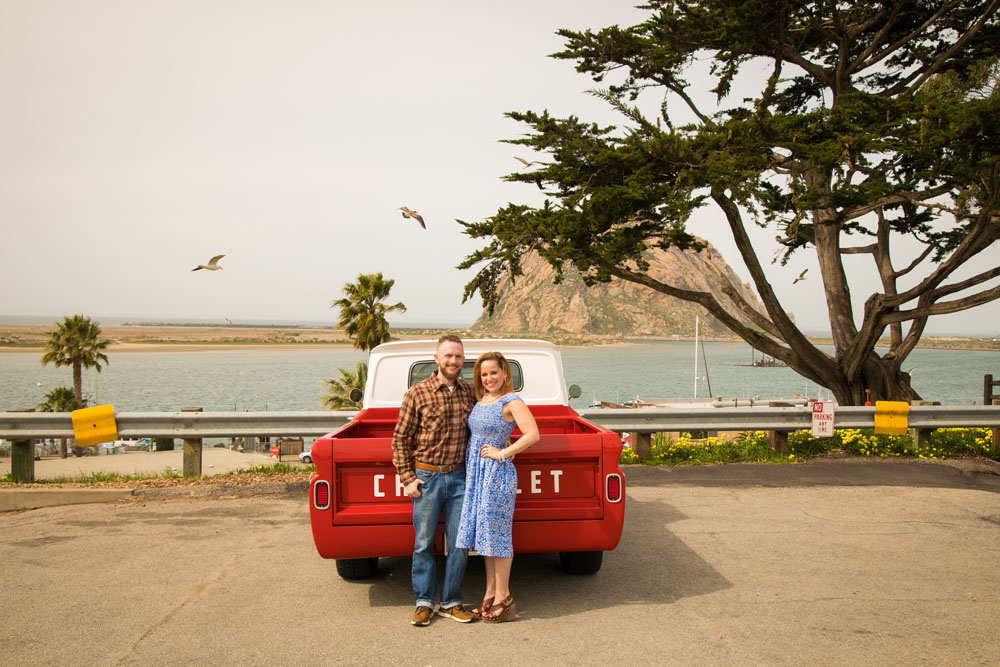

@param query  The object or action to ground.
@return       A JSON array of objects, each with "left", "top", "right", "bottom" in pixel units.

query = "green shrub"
[{"left": 618, "top": 427, "right": 993, "bottom": 465}]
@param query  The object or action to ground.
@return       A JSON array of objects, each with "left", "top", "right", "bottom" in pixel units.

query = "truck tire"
[
  {"left": 336, "top": 557, "right": 379, "bottom": 579},
  {"left": 559, "top": 550, "right": 603, "bottom": 574}
]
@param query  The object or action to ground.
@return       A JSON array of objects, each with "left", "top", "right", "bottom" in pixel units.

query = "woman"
[{"left": 456, "top": 351, "right": 539, "bottom": 623}]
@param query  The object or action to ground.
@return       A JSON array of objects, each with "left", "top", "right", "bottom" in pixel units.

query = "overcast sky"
[{"left": 1, "top": 1, "right": 997, "bottom": 336}]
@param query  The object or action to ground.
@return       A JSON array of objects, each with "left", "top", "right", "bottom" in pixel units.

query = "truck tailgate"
[{"left": 327, "top": 434, "right": 607, "bottom": 526}]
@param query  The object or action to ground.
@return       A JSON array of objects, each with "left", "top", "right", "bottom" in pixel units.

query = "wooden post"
[
  {"left": 10, "top": 439, "right": 35, "bottom": 483},
  {"left": 768, "top": 430, "right": 788, "bottom": 453},
  {"left": 909, "top": 401, "right": 937, "bottom": 452},
  {"left": 909, "top": 428, "right": 930, "bottom": 451},
  {"left": 630, "top": 432, "right": 652, "bottom": 460},
  {"left": 181, "top": 407, "right": 203, "bottom": 477},
  {"left": 985, "top": 374, "right": 1000, "bottom": 405},
  {"left": 7, "top": 409, "right": 36, "bottom": 483}
]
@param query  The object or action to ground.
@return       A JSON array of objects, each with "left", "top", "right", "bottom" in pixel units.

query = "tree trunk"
[
  {"left": 73, "top": 362, "right": 83, "bottom": 409},
  {"left": 824, "top": 356, "right": 921, "bottom": 405}
]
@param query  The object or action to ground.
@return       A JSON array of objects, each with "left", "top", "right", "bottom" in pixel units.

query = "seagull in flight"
[
  {"left": 192, "top": 255, "right": 225, "bottom": 271},
  {"left": 514, "top": 156, "right": 542, "bottom": 168},
  {"left": 398, "top": 206, "right": 425, "bottom": 229},
  {"left": 792, "top": 269, "right": 808, "bottom": 284}
]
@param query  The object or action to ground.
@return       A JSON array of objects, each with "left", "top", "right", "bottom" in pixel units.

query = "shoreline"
[{"left": 0, "top": 324, "right": 997, "bottom": 353}]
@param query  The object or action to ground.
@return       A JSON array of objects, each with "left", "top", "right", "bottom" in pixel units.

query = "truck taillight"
[
  {"left": 314, "top": 480, "right": 331, "bottom": 510},
  {"left": 605, "top": 473, "right": 622, "bottom": 503}
]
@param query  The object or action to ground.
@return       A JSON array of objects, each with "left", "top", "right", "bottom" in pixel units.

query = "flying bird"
[
  {"left": 225, "top": 317, "right": 232, "bottom": 325},
  {"left": 793, "top": 269, "right": 808, "bottom": 284},
  {"left": 514, "top": 156, "right": 542, "bottom": 168},
  {"left": 192, "top": 255, "right": 225, "bottom": 271},
  {"left": 398, "top": 206, "right": 425, "bottom": 229}
]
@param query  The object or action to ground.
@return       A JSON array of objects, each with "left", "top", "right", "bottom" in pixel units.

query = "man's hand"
[{"left": 404, "top": 478, "right": 424, "bottom": 498}]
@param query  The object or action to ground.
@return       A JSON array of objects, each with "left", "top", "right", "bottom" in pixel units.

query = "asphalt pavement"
[{"left": 1, "top": 458, "right": 998, "bottom": 666}]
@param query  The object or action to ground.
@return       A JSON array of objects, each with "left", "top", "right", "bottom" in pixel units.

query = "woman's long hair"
[{"left": 473, "top": 351, "right": 514, "bottom": 401}]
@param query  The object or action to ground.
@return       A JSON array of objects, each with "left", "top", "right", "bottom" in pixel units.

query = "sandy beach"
[{"left": 1, "top": 323, "right": 997, "bottom": 352}]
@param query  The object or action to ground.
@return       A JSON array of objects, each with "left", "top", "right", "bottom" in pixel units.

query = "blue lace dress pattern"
[{"left": 456, "top": 393, "right": 521, "bottom": 557}]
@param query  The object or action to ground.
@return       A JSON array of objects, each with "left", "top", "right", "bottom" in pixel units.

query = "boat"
[{"left": 734, "top": 348, "right": 788, "bottom": 367}]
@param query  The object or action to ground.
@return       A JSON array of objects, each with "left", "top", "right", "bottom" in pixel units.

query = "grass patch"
[
  {"left": 620, "top": 427, "right": 994, "bottom": 465},
  {"left": 2, "top": 467, "right": 185, "bottom": 485},
  {"left": 234, "top": 462, "right": 311, "bottom": 475}
]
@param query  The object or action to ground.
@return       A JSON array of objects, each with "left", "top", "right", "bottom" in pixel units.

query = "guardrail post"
[
  {"left": 768, "top": 430, "right": 788, "bottom": 453},
  {"left": 984, "top": 374, "right": 1000, "bottom": 405},
  {"left": 10, "top": 439, "right": 35, "bottom": 483},
  {"left": 7, "top": 409, "right": 36, "bottom": 483},
  {"left": 181, "top": 407, "right": 203, "bottom": 477},
  {"left": 909, "top": 401, "right": 936, "bottom": 452},
  {"left": 630, "top": 432, "right": 651, "bottom": 460}
]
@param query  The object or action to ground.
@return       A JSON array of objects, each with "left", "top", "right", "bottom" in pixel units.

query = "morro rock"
[{"left": 471, "top": 243, "right": 765, "bottom": 337}]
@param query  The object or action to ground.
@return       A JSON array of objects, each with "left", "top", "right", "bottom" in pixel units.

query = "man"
[{"left": 392, "top": 335, "right": 477, "bottom": 626}]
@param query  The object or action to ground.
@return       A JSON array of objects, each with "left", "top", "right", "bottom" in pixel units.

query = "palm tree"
[
  {"left": 331, "top": 273, "right": 406, "bottom": 351},
  {"left": 40, "top": 315, "right": 111, "bottom": 409},
  {"left": 37, "top": 386, "right": 77, "bottom": 458},
  {"left": 322, "top": 362, "right": 367, "bottom": 410}
]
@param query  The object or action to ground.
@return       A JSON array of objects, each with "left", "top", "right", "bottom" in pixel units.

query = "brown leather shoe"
[
  {"left": 482, "top": 595, "right": 516, "bottom": 623},
  {"left": 472, "top": 597, "right": 495, "bottom": 619},
  {"left": 411, "top": 606, "right": 433, "bottom": 626},
  {"left": 436, "top": 605, "right": 476, "bottom": 623}
]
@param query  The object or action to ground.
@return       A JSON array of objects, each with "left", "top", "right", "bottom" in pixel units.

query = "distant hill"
[{"left": 471, "top": 243, "right": 767, "bottom": 337}]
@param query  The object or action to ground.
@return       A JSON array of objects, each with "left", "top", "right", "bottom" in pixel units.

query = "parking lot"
[{"left": 2, "top": 458, "right": 998, "bottom": 665}]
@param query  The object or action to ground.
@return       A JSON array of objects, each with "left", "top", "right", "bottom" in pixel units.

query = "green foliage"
[
  {"left": 36, "top": 386, "right": 77, "bottom": 412},
  {"left": 460, "top": 1, "right": 1000, "bottom": 406},
  {"left": 40, "top": 315, "right": 111, "bottom": 409},
  {"left": 331, "top": 273, "right": 406, "bottom": 352},
  {"left": 323, "top": 361, "right": 367, "bottom": 410},
  {"left": 620, "top": 427, "right": 994, "bottom": 465}
]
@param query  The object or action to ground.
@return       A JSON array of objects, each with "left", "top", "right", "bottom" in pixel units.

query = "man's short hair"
[{"left": 437, "top": 334, "right": 463, "bottom": 347}]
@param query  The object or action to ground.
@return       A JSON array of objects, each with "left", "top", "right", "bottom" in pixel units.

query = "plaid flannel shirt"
[{"left": 391, "top": 370, "right": 475, "bottom": 486}]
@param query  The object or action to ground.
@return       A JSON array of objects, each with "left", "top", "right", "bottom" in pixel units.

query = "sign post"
[{"left": 811, "top": 401, "right": 835, "bottom": 437}]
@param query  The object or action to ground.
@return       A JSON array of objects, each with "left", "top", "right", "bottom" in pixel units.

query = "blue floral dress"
[{"left": 456, "top": 393, "right": 520, "bottom": 557}]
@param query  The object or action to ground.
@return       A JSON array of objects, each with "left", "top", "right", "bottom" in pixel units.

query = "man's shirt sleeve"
[{"left": 392, "top": 389, "right": 419, "bottom": 485}]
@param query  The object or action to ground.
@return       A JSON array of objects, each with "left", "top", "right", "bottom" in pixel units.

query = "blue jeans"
[{"left": 411, "top": 468, "right": 468, "bottom": 609}]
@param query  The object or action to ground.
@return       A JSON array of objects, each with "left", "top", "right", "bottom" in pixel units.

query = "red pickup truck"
[{"left": 308, "top": 339, "right": 625, "bottom": 579}]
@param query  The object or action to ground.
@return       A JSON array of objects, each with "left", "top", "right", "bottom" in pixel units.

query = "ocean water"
[{"left": 1, "top": 342, "right": 995, "bottom": 412}]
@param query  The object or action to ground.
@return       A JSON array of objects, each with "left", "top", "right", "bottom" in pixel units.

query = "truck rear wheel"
[
  {"left": 335, "top": 557, "right": 379, "bottom": 580},
  {"left": 559, "top": 550, "right": 603, "bottom": 574}
]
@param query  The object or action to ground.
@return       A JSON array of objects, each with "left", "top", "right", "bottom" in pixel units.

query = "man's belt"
[{"left": 414, "top": 461, "right": 464, "bottom": 474}]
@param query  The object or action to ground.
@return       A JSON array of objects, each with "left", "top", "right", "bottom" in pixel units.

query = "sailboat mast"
[{"left": 693, "top": 315, "right": 699, "bottom": 398}]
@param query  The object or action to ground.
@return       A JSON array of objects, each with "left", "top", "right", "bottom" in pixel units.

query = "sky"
[{"left": 1, "top": 0, "right": 997, "bottom": 336}]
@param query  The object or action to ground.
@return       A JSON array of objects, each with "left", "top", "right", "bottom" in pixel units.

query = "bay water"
[{"left": 1, "top": 342, "right": 995, "bottom": 413}]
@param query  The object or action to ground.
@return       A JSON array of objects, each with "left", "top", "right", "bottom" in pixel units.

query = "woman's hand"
[{"left": 479, "top": 444, "right": 502, "bottom": 460}]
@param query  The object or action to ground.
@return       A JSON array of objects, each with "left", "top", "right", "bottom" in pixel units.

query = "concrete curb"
[
  {"left": 0, "top": 480, "right": 310, "bottom": 512},
  {"left": 0, "top": 488, "right": 135, "bottom": 512}
]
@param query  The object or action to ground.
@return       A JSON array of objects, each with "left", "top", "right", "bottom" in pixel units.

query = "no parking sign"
[{"left": 811, "top": 401, "right": 836, "bottom": 437}]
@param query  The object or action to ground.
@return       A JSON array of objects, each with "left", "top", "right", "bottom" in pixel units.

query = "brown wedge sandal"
[
  {"left": 482, "top": 595, "right": 515, "bottom": 623},
  {"left": 472, "top": 596, "right": 495, "bottom": 619}
]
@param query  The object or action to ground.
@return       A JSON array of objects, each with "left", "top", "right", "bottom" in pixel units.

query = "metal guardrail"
[
  {"left": 3, "top": 406, "right": 999, "bottom": 441},
  {"left": 578, "top": 405, "right": 1000, "bottom": 433},
  {"left": 0, "top": 411, "right": 356, "bottom": 440}
]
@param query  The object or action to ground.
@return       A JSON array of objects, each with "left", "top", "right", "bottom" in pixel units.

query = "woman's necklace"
[{"left": 481, "top": 392, "right": 502, "bottom": 404}]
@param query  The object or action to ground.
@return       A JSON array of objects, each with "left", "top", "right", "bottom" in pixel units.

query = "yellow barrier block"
[
  {"left": 873, "top": 400, "right": 909, "bottom": 435},
  {"left": 71, "top": 404, "right": 118, "bottom": 447}
]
